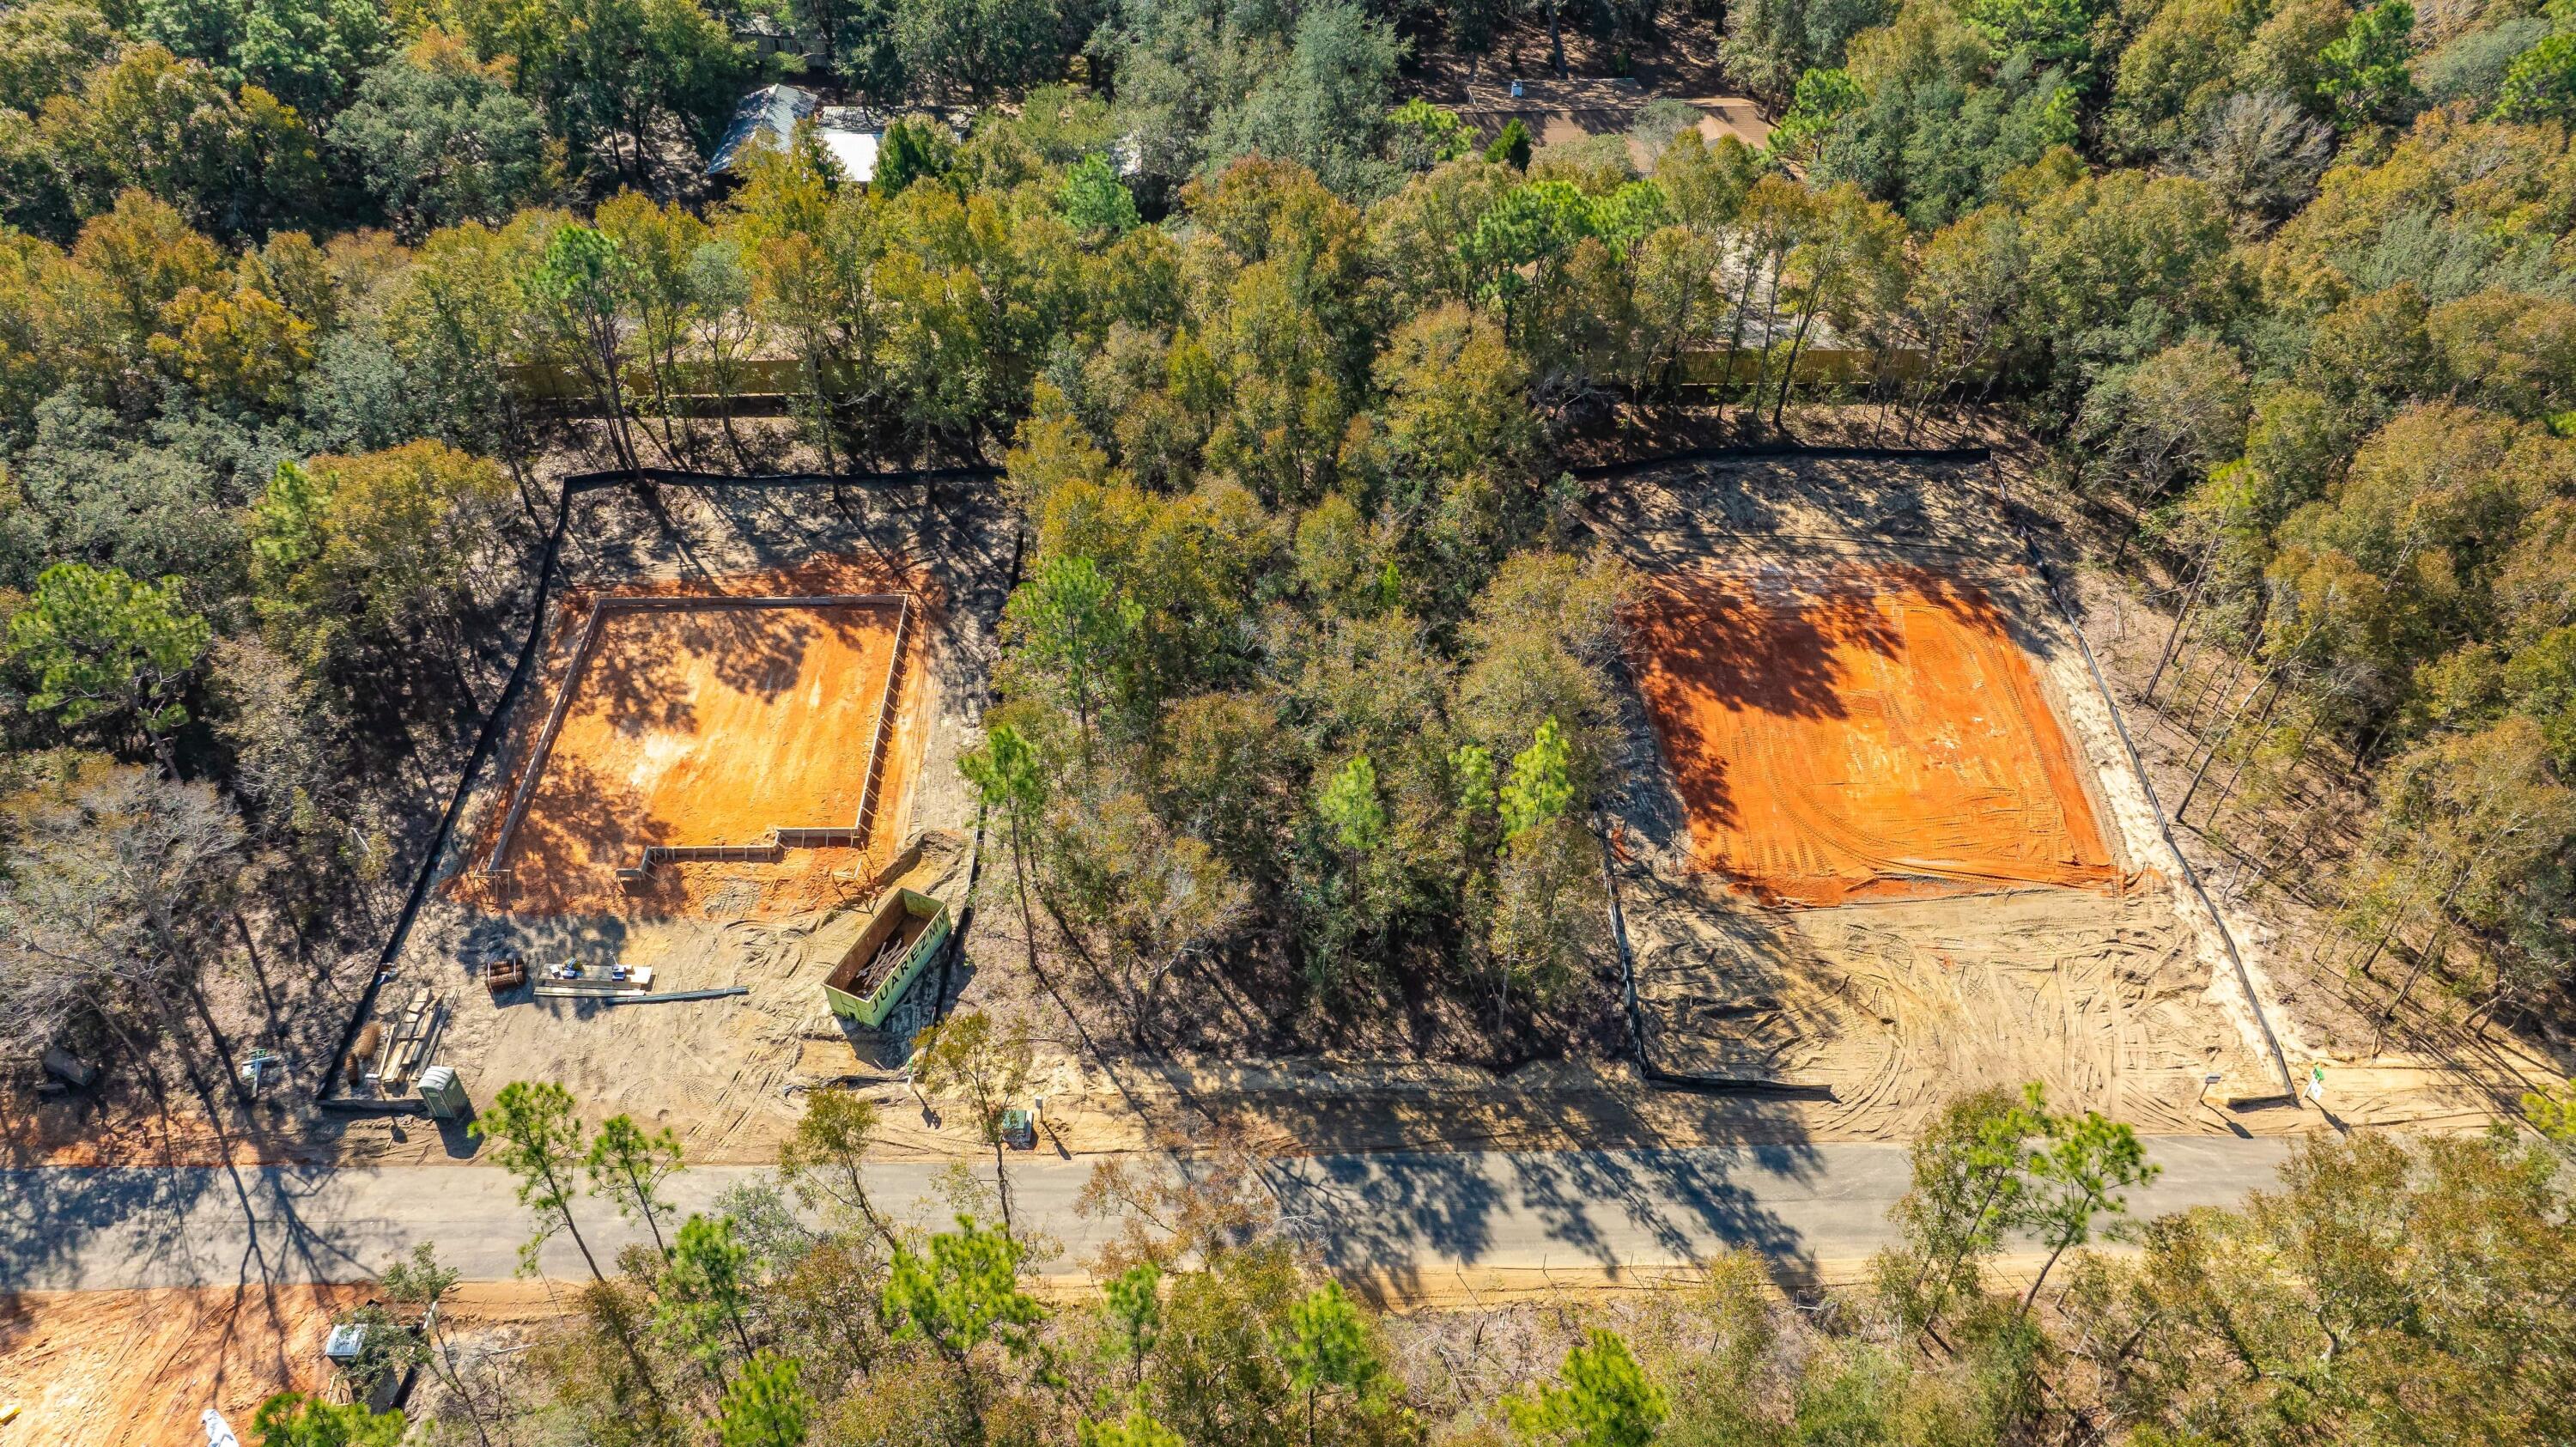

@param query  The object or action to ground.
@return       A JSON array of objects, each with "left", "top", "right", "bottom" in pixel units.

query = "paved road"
[{"left": 0, "top": 1137, "right": 2294, "bottom": 1294}]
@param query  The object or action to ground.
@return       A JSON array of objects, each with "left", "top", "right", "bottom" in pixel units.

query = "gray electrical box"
[{"left": 416, "top": 1065, "right": 470, "bottom": 1120}]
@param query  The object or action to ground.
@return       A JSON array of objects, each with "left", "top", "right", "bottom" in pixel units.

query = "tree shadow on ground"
[
  {"left": 499, "top": 746, "right": 683, "bottom": 875},
  {"left": 0, "top": 1158, "right": 392, "bottom": 1297},
  {"left": 1266, "top": 1131, "right": 1824, "bottom": 1301}
]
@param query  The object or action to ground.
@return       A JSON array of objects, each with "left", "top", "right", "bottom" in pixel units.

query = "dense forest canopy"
[
  {"left": 4, "top": 0, "right": 2576, "bottom": 1130},
  {"left": 4, "top": 0, "right": 2576, "bottom": 1436}
]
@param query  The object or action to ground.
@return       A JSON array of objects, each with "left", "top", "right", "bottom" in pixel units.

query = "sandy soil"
[
  {"left": 1585, "top": 453, "right": 2292, "bottom": 1135},
  {"left": 324, "top": 480, "right": 1017, "bottom": 1154},
  {"left": 0, "top": 1284, "right": 368, "bottom": 1446},
  {"left": 1625, "top": 564, "right": 2119, "bottom": 905},
  {"left": 337, "top": 835, "right": 980, "bottom": 1164},
  {"left": 2053, "top": 558, "right": 2573, "bottom": 1130}
]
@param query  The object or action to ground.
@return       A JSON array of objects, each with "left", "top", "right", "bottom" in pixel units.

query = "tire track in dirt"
[{"left": 1593, "top": 453, "right": 2279, "bottom": 1139}]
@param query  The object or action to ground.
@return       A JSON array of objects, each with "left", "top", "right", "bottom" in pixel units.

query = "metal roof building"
[{"left": 707, "top": 84, "right": 888, "bottom": 185}]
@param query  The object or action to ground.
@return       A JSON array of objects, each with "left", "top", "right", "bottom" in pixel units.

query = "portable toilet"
[
  {"left": 416, "top": 1065, "right": 470, "bottom": 1120},
  {"left": 1000, "top": 1105, "right": 1036, "bottom": 1150},
  {"left": 323, "top": 1322, "right": 371, "bottom": 1364}
]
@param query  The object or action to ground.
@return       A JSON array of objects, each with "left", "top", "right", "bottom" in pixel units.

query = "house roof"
[
  {"left": 708, "top": 83, "right": 819, "bottom": 175},
  {"left": 708, "top": 88, "right": 892, "bottom": 184},
  {"left": 816, "top": 106, "right": 884, "bottom": 185}
]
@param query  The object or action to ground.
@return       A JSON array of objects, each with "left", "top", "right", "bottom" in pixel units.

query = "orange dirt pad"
[
  {"left": 1626, "top": 564, "right": 2118, "bottom": 906},
  {"left": 500, "top": 599, "right": 899, "bottom": 873},
  {"left": 0, "top": 1285, "right": 367, "bottom": 1446}
]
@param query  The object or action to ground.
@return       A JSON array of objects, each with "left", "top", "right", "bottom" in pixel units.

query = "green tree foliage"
[
  {"left": 2494, "top": 27, "right": 2576, "bottom": 120},
  {"left": 1722, "top": 0, "right": 1895, "bottom": 102},
  {"left": 1100, "top": 1261, "right": 1163, "bottom": 1389},
  {"left": 1880, "top": 1085, "right": 2044, "bottom": 1334},
  {"left": 892, "top": 0, "right": 1087, "bottom": 102},
  {"left": 1877, "top": 1085, "right": 2156, "bottom": 1333},
  {"left": 1012, "top": 554, "right": 1143, "bottom": 757},
  {"left": 718, "top": 1351, "right": 814, "bottom": 1447},
  {"left": 2013, "top": 1091, "right": 2157, "bottom": 1314},
  {"left": 1107, "top": 0, "right": 1400, "bottom": 198},
  {"left": 1505, "top": 1329, "right": 1665, "bottom": 1447},
  {"left": 134, "top": 0, "right": 251, "bottom": 77},
  {"left": 961, "top": 720, "right": 1059, "bottom": 988},
  {"left": 1484, "top": 117, "right": 1533, "bottom": 169},
  {"left": 333, "top": 33, "right": 550, "bottom": 239},
  {"left": 1206, "top": 1, "right": 1402, "bottom": 198},
  {"left": 1385, "top": 99, "right": 1476, "bottom": 171},
  {"left": 1498, "top": 717, "right": 1573, "bottom": 840},
  {"left": 36, "top": 45, "right": 323, "bottom": 238},
  {"left": 873, "top": 115, "right": 955, "bottom": 197},
  {"left": 4, "top": 561, "right": 210, "bottom": 751},
  {"left": 1061, "top": 152, "right": 1141, "bottom": 236},
  {"left": 2318, "top": 0, "right": 2422, "bottom": 128},
  {"left": 247, "top": 441, "right": 515, "bottom": 707},
  {"left": 471, "top": 1079, "right": 610, "bottom": 1280},
  {"left": 659, "top": 1212, "right": 759, "bottom": 1388},
  {"left": 0, "top": 1, "right": 118, "bottom": 115},
  {"left": 527, "top": 220, "right": 650, "bottom": 472},
  {"left": 778, "top": 1085, "right": 896, "bottom": 1240},
  {"left": 236, "top": 0, "right": 389, "bottom": 116},
  {"left": 377, "top": 1243, "right": 504, "bottom": 1447},
  {"left": 2529, "top": 1075, "right": 2576, "bottom": 1145},
  {"left": 454, "top": 1091, "right": 2576, "bottom": 1444},
  {"left": 882, "top": 1215, "right": 1047, "bottom": 1431},
  {"left": 2104, "top": 0, "right": 2269, "bottom": 158},
  {"left": 431, "top": 0, "right": 754, "bottom": 180},
  {"left": 132, "top": 0, "right": 385, "bottom": 112},
  {"left": 910, "top": 1009, "right": 1037, "bottom": 1230},
  {"left": 248, "top": 1392, "right": 404, "bottom": 1447},
  {"left": 1766, "top": 65, "right": 1864, "bottom": 168},
  {"left": 1079, "top": 1409, "right": 1185, "bottom": 1447},
  {"left": 1280, "top": 1282, "right": 1382, "bottom": 1447},
  {"left": 587, "top": 1113, "right": 686, "bottom": 1256},
  {"left": 1317, "top": 754, "right": 1388, "bottom": 853},
  {"left": 1960, "top": 0, "right": 2106, "bottom": 68},
  {"left": 1798, "top": 18, "right": 2083, "bottom": 230},
  {"left": 2070, "top": 1131, "right": 2576, "bottom": 1443}
]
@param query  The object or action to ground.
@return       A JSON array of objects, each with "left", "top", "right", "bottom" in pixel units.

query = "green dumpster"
[{"left": 822, "top": 889, "right": 951, "bottom": 1029}]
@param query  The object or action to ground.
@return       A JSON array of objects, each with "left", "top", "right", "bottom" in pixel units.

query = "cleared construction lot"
[
  {"left": 1627, "top": 562, "right": 2122, "bottom": 906},
  {"left": 334, "top": 481, "right": 1012, "bottom": 1160},
  {"left": 1594, "top": 453, "right": 2280, "bottom": 1138},
  {"left": 453, "top": 562, "right": 920, "bottom": 920}
]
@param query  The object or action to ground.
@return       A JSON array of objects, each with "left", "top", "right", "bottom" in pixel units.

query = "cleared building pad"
[
  {"left": 492, "top": 595, "right": 903, "bottom": 877},
  {"left": 1625, "top": 562, "right": 2119, "bottom": 908}
]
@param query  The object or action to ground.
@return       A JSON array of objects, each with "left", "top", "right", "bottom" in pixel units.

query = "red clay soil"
[
  {"left": 507, "top": 601, "right": 898, "bottom": 863},
  {"left": 1625, "top": 564, "right": 2120, "bottom": 906},
  {"left": 452, "top": 557, "right": 933, "bottom": 918},
  {"left": 0, "top": 1285, "right": 368, "bottom": 1446}
]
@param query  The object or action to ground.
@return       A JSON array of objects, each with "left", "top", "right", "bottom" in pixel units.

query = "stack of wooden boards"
[{"left": 369, "top": 984, "right": 445, "bottom": 1091}]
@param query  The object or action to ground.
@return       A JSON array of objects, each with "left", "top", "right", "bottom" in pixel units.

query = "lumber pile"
[{"left": 368, "top": 984, "right": 445, "bottom": 1091}]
